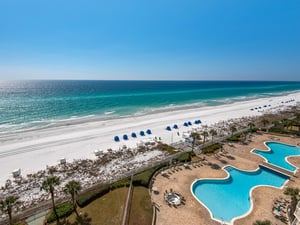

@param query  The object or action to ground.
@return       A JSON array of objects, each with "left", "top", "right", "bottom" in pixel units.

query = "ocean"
[{"left": 0, "top": 80, "right": 300, "bottom": 133}]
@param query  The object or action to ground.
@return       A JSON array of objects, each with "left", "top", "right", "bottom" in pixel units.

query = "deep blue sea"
[{"left": 1, "top": 80, "right": 300, "bottom": 133}]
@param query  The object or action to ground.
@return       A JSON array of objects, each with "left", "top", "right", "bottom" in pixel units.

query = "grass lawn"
[
  {"left": 128, "top": 186, "right": 153, "bottom": 225},
  {"left": 56, "top": 187, "right": 128, "bottom": 225}
]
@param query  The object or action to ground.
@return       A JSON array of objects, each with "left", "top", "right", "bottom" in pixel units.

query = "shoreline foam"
[{"left": 1, "top": 89, "right": 299, "bottom": 135}]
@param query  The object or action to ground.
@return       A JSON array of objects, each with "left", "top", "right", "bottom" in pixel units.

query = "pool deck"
[{"left": 151, "top": 133, "right": 300, "bottom": 225}]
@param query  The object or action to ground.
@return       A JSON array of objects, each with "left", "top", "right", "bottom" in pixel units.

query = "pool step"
[{"left": 260, "top": 162, "right": 294, "bottom": 178}]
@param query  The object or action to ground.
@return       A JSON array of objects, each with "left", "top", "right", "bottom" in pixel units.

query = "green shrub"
[
  {"left": 46, "top": 202, "right": 74, "bottom": 223},
  {"left": 14, "top": 222, "right": 26, "bottom": 225},
  {"left": 76, "top": 185, "right": 110, "bottom": 207},
  {"left": 253, "top": 220, "right": 271, "bottom": 225},
  {"left": 202, "top": 143, "right": 222, "bottom": 154},
  {"left": 269, "top": 127, "right": 300, "bottom": 137},
  {"left": 76, "top": 179, "right": 130, "bottom": 208},
  {"left": 110, "top": 178, "right": 130, "bottom": 190},
  {"left": 77, "top": 165, "right": 164, "bottom": 207},
  {"left": 156, "top": 142, "right": 176, "bottom": 153},
  {"left": 176, "top": 152, "right": 190, "bottom": 162},
  {"left": 133, "top": 165, "right": 165, "bottom": 187},
  {"left": 248, "top": 127, "right": 259, "bottom": 133},
  {"left": 284, "top": 187, "right": 299, "bottom": 196},
  {"left": 227, "top": 134, "right": 240, "bottom": 141}
]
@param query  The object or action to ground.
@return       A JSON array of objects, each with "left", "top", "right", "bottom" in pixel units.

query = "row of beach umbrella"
[
  {"left": 114, "top": 118, "right": 202, "bottom": 141},
  {"left": 114, "top": 129, "right": 152, "bottom": 142},
  {"left": 166, "top": 120, "right": 201, "bottom": 131}
]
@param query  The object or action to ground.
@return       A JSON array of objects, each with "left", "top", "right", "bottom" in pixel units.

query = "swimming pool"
[
  {"left": 253, "top": 142, "right": 300, "bottom": 172},
  {"left": 191, "top": 166, "right": 288, "bottom": 224}
]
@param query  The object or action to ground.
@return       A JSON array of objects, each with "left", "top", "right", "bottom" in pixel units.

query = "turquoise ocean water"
[{"left": 0, "top": 80, "right": 300, "bottom": 133}]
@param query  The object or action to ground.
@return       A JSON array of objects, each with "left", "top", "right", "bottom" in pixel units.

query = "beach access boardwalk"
[
  {"left": 0, "top": 128, "right": 259, "bottom": 225},
  {"left": 0, "top": 151, "right": 186, "bottom": 225}
]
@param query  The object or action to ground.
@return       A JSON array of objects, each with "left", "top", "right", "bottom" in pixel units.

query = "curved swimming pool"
[
  {"left": 191, "top": 166, "right": 288, "bottom": 224},
  {"left": 253, "top": 142, "right": 300, "bottom": 172}
]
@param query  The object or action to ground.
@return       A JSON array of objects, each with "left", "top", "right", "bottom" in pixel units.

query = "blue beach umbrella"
[
  {"left": 166, "top": 126, "right": 171, "bottom": 131},
  {"left": 173, "top": 124, "right": 178, "bottom": 129},
  {"left": 131, "top": 132, "right": 137, "bottom": 138},
  {"left": 114, "top": 136, "right": 120, "bottom": 142},
  {"left": 183, "top": 122, "right": 189, "bottom": 127},
  {"left": 123, "top": 134, "right": 128, "bottom": 140},
  {"left": 146, "top": 129, "right": 152, "bottom": 135},
  {"left": 140, "top": 130, "right": 145, "bottom": 136},
  {"left": 195, "top": 120, "right": 201, "bottom": 124},
  {"left": 188, "top": 121, "right": 192, "bottom": 126}
]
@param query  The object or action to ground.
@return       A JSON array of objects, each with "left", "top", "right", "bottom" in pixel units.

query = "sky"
[{"left": 0, "top": 0, "right": 299, "bottom": 81}]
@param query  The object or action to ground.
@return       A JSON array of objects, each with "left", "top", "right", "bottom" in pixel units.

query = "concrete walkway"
[{"left": 26, "top": 210, "right": 48, "bottom": 225}]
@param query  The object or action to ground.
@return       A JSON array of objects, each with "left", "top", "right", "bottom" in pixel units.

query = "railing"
[
  {"left": 0, "top": 151, "right": 185, "bottom": 225},
  {"left": 1, "top": 127, "right": 253, "bottom": 224},
  {"left": 192, "top": 128, "right": 250, "bottom": 154},
  {"left": 151, "top": 204, "right": 158, "bottom": 225},
  {"left": 291, "top": 218, "right": 297, "bottom": 225},
  {"left": 121, "top": 175, "right": 133, "bottom": 225},
  {"left": 293, "top": 201, "right": 300, "bottom": 224}
]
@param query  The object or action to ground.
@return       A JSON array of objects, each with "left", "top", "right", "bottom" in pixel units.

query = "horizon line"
[{"left": 1, "top": 79, "right": 300, "bottom": 82}]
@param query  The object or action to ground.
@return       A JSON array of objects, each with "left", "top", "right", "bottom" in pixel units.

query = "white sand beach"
[{"left": 0, "top": 92, "right": 299, "bottom": 186}]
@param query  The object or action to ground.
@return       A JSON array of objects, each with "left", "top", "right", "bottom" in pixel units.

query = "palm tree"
[
  {"left": 229, "top": 125, "right": 237, "bottom": 137},
  {"left": 261, "top": 119, "right": 269, "bottom": 128},
  {"left": 64, "top": 180, "right": 82, "bottom": 216},
  {"left": 41, "top": 176, "right": 61, "bottom": 224},
  {"left": 247, "top": 122, "right": 255, "bottom": 130},
  {"left": 272, "top": 120, "right": 280, "bottom": 127},
  {"left": 201, "top": 131, "right": 209, "bottom": 146},
  {"left": 190, "top": 132, "right": 200, "bottom": 154},
  {"left": 0, "top": 195, "right": 18, "bottom": 225},
  {"left": 283, "top": 119, "right": 293, "bottom": 130},
  {"left": 209, "top": 129, "right": 217, "bottom": 142}
]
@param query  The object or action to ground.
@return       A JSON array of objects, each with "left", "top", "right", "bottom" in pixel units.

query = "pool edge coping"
[
  {"left": 190, "top": 164, "right": 289, "bottom": 225},
  {"left": 250, "top": 141, "right": 300, "bottom": 174}
]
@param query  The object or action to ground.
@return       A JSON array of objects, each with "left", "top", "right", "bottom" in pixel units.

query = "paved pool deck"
[{"left": 151, "top": 133, "right": 300, "bottom": 225}]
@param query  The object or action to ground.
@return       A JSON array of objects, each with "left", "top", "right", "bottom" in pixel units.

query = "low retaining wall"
[{"left": 0, "top": 151, "right": 185, "bottom": 225}]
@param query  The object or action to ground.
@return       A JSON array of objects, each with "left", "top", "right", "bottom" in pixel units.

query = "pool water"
[
  {"left": 253, "top": 142, "right": 300, "bottom": 172},
  {"left": 192, "top": 166, "right": 288, "bottom": 223}
]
